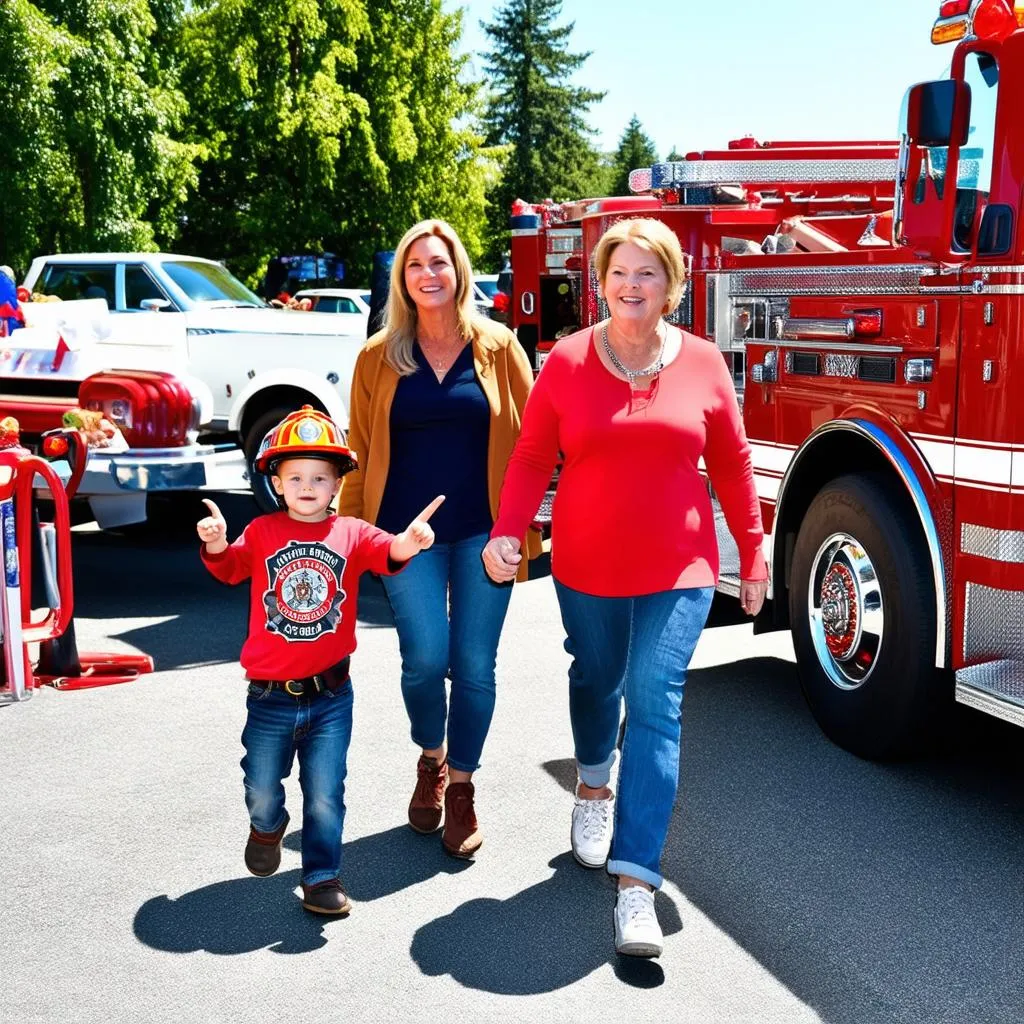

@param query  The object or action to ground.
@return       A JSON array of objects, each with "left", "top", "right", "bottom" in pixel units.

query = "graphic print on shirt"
[{"left": 263, "top": 541, "right": 347, "bottom": 641}]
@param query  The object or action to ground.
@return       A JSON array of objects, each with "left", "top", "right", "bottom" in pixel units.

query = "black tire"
[
  {"left": 788, "top": 473, "right": 938, "bottom": 759},
  {"left": 244, "top": 408, "right": 292, "bottom": 514}
]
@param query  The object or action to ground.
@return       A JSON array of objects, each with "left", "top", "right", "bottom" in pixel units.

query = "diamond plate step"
[
  {"left": 531, "top": 490, "right": 556, "bottom": 528},
  {"left": 955, "top": 660, "right": 1024, "bottom": 728},
  {"left": 714, "top": 501, "right": 741, "bottom": 597}
]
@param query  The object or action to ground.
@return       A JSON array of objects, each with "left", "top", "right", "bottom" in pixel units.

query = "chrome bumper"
[
  {"left": 91, "top": 443, "right": 248, "bottom": 493},
  {"left": 35, "top": 444, "right": 249, "bottom": 528}
]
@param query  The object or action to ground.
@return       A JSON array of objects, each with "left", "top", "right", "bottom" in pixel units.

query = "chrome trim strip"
[
  {"left": 772, "top": 418, "right": 948, "bottom": 668},
  {"left": 776, "top": 339, "right": 903, "bottom": 354},
  {"left": 782, "top": 317, "right": 854, "bottom": 340}
]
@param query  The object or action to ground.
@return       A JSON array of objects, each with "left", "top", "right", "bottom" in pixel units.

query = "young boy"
[{"left": 198, "top": 406, "right": 441, "bottom": 914}]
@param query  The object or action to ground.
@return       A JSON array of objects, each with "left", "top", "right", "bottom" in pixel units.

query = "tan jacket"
[{"left": 338, "top": 319, "right": 542, "bottom": 581}]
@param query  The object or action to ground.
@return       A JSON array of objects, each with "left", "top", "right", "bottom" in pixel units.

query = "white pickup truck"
[{"left": 6, "top": 252, "right": 366, "bottom": 525}]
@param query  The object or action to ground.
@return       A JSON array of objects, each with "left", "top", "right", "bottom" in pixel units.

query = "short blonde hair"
[
  {"left": 381, "top": 219, "right": 490, "bottom": 376},
  {"left": 592, "top": 218, "right": 687, "bottom": 315}
]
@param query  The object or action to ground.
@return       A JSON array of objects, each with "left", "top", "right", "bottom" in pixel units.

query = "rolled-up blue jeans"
[
  {"left": 381, "top": 531, "right": 513, "bottom": 773},
  {"left": 240, "top": 680, "right": 353, "bottom": 887},
  {"left": 554, "top": 580, "right": 714, "bottom": 889}
]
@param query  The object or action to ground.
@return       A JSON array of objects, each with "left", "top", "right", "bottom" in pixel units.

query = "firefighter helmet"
[{"left": 253, "top": 405, "right": 357, "bottom": 476}]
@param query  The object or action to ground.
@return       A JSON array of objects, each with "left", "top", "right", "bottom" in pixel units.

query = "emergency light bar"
[
  {"left": 931, "top": 0, "right": 1022, "bottom": 44},
  {"left": 644, "top": 158, "right": 898, "bottom": 189}
]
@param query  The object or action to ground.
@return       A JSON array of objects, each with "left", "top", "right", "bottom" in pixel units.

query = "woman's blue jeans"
[
  {"left": 240, "top": 681, "right": 353, "bottom": 887},
  {"left": 554, "top": 580, "right": 714, "bottom": 889},
  {"left": 382, "top": 532, "right": 513, "bottom": 773}
]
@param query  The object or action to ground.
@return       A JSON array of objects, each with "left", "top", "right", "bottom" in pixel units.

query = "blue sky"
[{"left": 448, "top": 0, "right": 951, "bottom": 158}]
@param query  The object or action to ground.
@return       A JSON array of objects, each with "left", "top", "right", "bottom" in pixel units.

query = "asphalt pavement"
[{"left": 1, "top": 491, "right": 1021, "bottom": 1024}]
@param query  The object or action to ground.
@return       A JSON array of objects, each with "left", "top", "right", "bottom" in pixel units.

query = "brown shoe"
[
  {"left": 244, "top": 811, "right": 290, "bottom": 877},
  {"left": 408, "top": 755, "right": 448, "bottom": 834},
  {"left": 442, "top": 781, "right": 483, "bottom": 859},
  {"left": 301, "top": 878, "right": 351, "bottom": 915}
]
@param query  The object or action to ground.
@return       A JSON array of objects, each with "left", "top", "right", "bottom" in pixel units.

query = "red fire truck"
[{"left": 508, "top": 0, "right": 1024, "bottom": 758}]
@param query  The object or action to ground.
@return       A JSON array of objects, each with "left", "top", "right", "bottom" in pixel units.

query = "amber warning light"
[{"left": 932, "top": 0, "right": 1020, "bottom": 43}]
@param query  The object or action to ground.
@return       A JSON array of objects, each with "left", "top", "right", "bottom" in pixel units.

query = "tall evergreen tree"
[
  {"left": 481, "top": 0, "right": 604, "bottom": 262},
  {"left": 610, "top": 115, "right": 658, "bottom": 195},
  {"left": 665, "top": 146, "right": 685, "bottom": 162}
]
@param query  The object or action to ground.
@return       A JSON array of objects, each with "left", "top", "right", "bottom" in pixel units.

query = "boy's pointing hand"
[
  {"left": 390, "top": 495, "right": 445, "bottom": 562},
  {"left": 197, "top": 498, "right": 228, "bottom": 553}
]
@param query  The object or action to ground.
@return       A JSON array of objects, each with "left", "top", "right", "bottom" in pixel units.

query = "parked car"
[
  {"left": 294, "top": 288, "right": 370, "bottom": 312},
  {"left": 473, "top": 273, "right": 511, "bottom": 323}
]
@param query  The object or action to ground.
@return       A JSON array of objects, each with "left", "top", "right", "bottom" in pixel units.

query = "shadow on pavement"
[
  {"left": 409, "top": 853, "right": 675, "bottom": 992},
  {"left": 134, "top": 825, "right": 471, "bottom": 957},
  {"left": 282, "top": 824, "right": 471, "bottom": 901},
  {"left": 669, "top": 655, "right": 1024, "bottom": 1024},
  {"left": 133, "top": 869, "right": 337, "bottom": 955}
]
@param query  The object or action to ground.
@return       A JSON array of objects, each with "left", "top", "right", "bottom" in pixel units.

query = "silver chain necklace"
[{"left": 601, "top": 323, "right": 667, "bottom": 387}]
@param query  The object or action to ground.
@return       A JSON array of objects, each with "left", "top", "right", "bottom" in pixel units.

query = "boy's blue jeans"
[
  {"left": 554, "top": 580, "right": 714, "bottom": 889},
  {"left": 240, "top": 680, "right": 353, "bottom": 887},
  {"left": 381, "top": 532, "right": 513, "bottom": 773}
]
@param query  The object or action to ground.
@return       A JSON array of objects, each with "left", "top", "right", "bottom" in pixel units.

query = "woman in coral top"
[
  {"left": 340, "top": 219, "right": 538, "bottom": 860},
  {"left": 483, "top": 218, "right": 768, "bottom": 959}
]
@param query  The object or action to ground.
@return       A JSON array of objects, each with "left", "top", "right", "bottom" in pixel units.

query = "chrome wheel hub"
[{"left": 808, "top": 533, "right": 884, "bottom": 690}]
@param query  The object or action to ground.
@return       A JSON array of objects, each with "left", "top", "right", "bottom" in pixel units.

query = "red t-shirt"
[
  {"left": 201, "top": 512, "right": 399, "bottom": 680},
  {"left": 492, "top": 327, "right": 767, "bottom": 597}
]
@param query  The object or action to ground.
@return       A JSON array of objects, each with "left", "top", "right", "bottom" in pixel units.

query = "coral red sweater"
[
  {"left": 492, "top": 328, "right": 766, "bottom": 597},
  {"left": 202, "top": 512, "right": 398, "bottom": 680}
]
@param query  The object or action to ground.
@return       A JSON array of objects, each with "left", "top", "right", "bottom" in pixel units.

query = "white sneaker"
[
  {"left": 614, "top": 885, "right": 663, "bottom": 958},
  {"left": 570, "top": 789, "right": 614, "bottom": 868}
]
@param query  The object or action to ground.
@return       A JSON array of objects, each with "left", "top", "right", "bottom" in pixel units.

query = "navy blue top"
[{"left": 376, "top": 342, "right": 493, "bottom": 544}]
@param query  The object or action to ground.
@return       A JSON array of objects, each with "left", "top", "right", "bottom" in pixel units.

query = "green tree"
[
  {"left": 480, "top": 0, "right": 605, "bottom": 262},
  {"left": 665, "top": 146, "right": 685, "bottom": 162},
  {"left": 609, "top": 115, "right": 658, "bottom": 195},
  {"left": 177, "top": 0, "right": 491, "bottom": 285},
  {"left": 0, "top": 1, "right": 200, "bottom": 272}
]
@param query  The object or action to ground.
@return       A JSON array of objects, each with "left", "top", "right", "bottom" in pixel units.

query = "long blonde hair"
[{"left": 382, "top": 219, "right": 489, "bottom": 376}]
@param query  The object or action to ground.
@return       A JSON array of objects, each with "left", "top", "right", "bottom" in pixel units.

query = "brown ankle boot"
[
  {"left": 442, "top": 781, "right": 482, "bottom": 859},
  {"left": 408, "top": 755, "right": 448, "bottom": 833},
  {"left": 244, "top": 811, "right": 290, "bottom": 877}
]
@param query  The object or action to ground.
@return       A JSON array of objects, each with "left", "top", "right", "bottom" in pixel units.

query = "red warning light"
[{"left": 41, "top": 435, "right": 70, "bottom": 459}]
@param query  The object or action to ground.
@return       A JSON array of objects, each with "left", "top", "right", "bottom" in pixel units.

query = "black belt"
[{"left": 249, "top": 656, "right": 351, "bottom": 698}]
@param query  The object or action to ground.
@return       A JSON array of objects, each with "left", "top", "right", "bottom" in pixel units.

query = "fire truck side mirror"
[{"left": 906, "top": 79, "right": 970, "bottom": 148}]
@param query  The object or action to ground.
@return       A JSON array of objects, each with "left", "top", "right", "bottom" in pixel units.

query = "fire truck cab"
[{"left": 508, "top": 0, "right": 1024, "bottom": 758}]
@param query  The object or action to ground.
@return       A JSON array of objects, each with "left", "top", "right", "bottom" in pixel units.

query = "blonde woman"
[
  {"left": 340, "top": 220, "right": 539, "bottom": 859},
  {"left": 483, "top": 218, "right": 767, "bottom": 957}
]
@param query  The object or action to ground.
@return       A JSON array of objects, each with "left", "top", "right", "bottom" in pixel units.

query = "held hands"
[
  {"left": 197, "top": 498, "right": 228, "bottom": 554},
  {"left": 740, "top": 579, "right": 768, "bottom": 617},
  {"left": 482, "top": 535, "right": 522, "bottom": 583},
  {"left": 390, "top": 495, "right": 444, "bottom": 562}
]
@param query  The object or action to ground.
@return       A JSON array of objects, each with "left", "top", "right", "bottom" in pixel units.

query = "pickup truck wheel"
[
  {"left": 788, "top": 473, "right": 938, "bottom": 760},
  {"left": 244, "top": 409, "right": 292, "bottom": 514}
]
